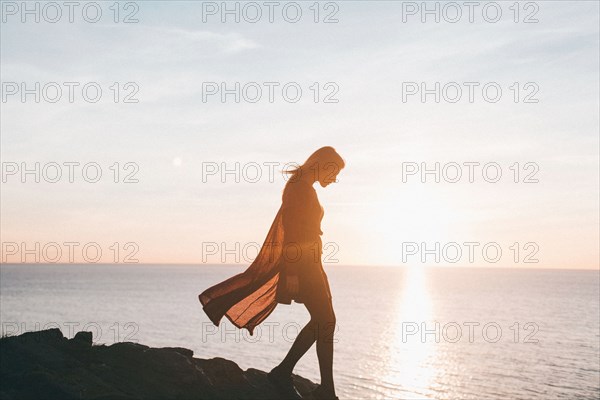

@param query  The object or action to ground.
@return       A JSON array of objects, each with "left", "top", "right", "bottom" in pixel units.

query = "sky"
[{"left": 1, "top": 1, "right": 599, "bottom": 268}]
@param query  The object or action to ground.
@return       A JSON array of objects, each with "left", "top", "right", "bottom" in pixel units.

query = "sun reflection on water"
[{"left": 380, "top": 265, "right": 440, "bottom": 399}]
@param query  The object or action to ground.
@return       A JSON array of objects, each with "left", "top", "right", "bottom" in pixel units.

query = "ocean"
[{"left": 1, "top": 264, "right": 598, "bottom": 399}]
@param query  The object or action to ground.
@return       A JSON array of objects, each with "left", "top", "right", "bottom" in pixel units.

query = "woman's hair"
[{"left": 284, "top": 146, "right": 345, "bottom": 181}]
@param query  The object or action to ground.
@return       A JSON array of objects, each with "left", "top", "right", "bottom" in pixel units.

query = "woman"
[{"left": 199, "top": 146, "right": 344, "bottom": 400}]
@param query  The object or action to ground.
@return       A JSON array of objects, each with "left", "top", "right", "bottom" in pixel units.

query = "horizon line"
[{"left": 1, "top": 263, "right": 598, "bottom": 271}]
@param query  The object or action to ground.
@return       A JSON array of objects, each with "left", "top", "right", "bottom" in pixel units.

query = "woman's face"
[{"left": 318, "top": 163, "right": 342, "bottom": 187}]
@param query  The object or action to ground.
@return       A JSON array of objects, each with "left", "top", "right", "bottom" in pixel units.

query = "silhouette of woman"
[{"left": 199, "top": 147, "right": 344, "bottom": 400}]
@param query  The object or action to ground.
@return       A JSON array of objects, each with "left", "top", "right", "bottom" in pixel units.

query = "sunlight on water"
[
  {"left": 1, "top": 265, "right": 598, "bottom": 399},
  {"left": 382, "top": 266, "right": 439, "bottom": 399}
]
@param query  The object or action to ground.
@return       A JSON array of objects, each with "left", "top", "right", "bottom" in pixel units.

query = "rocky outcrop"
[{"left": 0, "top": 329, "right": 317, "bottom": 400}]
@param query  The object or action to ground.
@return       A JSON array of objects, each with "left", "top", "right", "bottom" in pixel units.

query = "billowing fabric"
[{"left": 199, "top": 180, "right": 329, "bottom": 335}]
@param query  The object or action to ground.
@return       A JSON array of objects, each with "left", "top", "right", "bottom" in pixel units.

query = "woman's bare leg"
[
  {"left": 277, "top": 319, "right": 317, "bottom": 374},
  {"left": 310, "top": 297, "right": 336, "bottom": 393},
  {"left": 277, "top": 295, "right": 337, "bottom": 394}
]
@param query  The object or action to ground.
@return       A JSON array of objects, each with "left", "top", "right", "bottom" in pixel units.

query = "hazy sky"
[{"left": 1, "top": 1, "right": 598, "bottom": 268}]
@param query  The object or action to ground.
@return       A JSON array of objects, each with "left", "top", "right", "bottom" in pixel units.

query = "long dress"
[{"left": 198, "top": 179, "right": 331, "bottom": 335}]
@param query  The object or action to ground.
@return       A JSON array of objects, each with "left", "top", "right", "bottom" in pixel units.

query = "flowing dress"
[{"left": 198, "top": 179, "right": 331, "bottom": 335}]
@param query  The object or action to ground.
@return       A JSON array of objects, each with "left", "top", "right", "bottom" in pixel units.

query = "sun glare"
[
  {"left": 381, "top": 265, "right": 440, "bottom": 399},
  {"left": 370, "top": 185, "right": 458, "bottom": 266}
]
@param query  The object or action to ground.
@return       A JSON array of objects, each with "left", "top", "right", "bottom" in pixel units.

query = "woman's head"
[{"left": 286, "top": 146, "right": 345, "bottom": 188}]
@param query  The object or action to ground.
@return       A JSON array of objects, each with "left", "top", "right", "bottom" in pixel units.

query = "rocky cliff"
[{"left": 0, "top": 329, "right": 318, "bottom": 400}]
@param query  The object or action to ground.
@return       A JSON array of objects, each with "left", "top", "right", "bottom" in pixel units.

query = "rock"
[
  {"left": 73, "top": 331, "right": 93, "bottom": 346},
  {"left": 0, "top": 329, "right": 318, "bottom": 400}
]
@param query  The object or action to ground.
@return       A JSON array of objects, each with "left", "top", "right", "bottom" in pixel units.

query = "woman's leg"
[
  {"left": 277, "top": 309, "right": 318, "bottom": 374},
  {"left": 307, "top": 296, "right": 336, "bottom": 393},
  {"left": 277, "top": 294, "right": 337, "bottom": 393}
]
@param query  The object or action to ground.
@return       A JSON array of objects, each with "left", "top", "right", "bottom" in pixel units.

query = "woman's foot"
[
  {"left": 311, "top": 384, "right": 339, "bottom": 400},
  {"left": 267, "top": 365, "right": 303, "bottom": 400}
]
